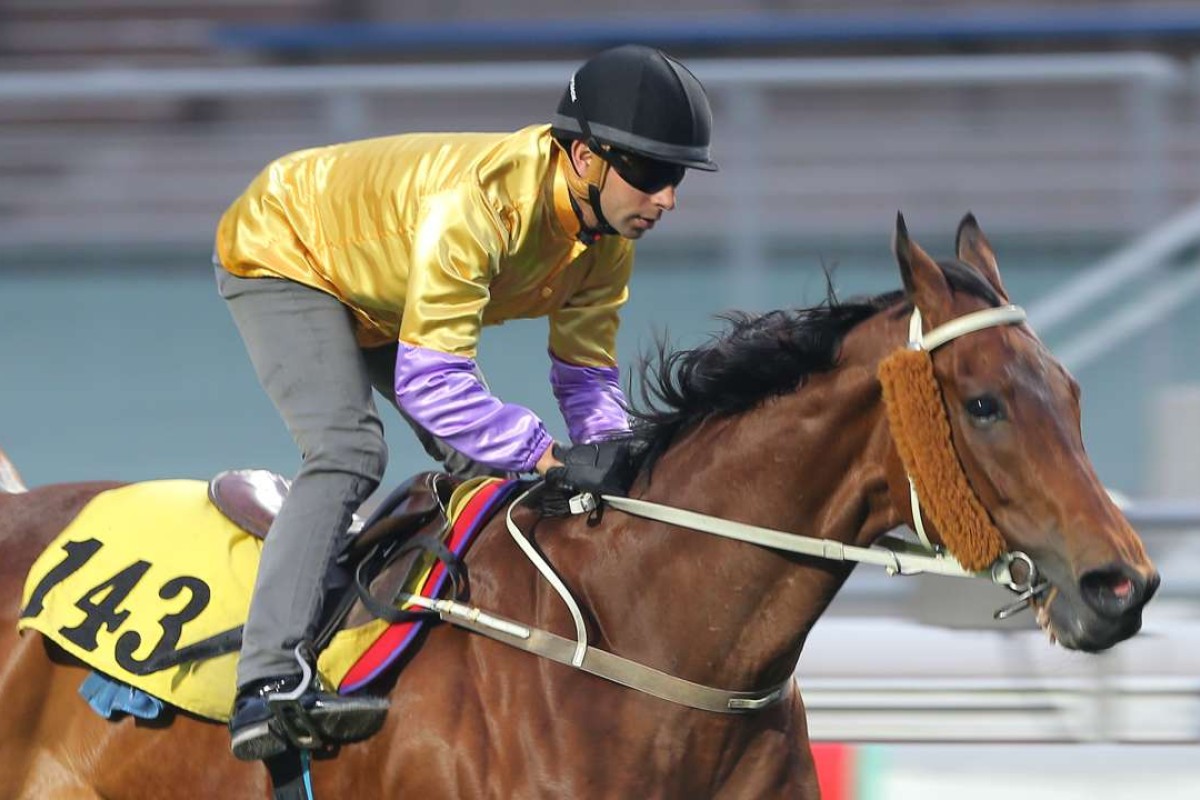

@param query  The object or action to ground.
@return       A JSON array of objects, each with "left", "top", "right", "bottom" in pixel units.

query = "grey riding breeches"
[{"left": 215, "top": 265, "right": 501, "bottom": 685}]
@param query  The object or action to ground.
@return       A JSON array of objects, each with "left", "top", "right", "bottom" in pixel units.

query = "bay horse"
[{"left": 0, "top": 215, "right": 1157, "bottom": 799}]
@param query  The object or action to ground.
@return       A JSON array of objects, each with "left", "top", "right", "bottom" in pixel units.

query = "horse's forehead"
[{"left": 953, "top": 328, "right": 1077, "bottom": 409}]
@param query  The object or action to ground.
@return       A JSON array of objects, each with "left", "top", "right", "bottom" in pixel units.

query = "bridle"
[
  {"left": 400, "top": 301, "right": 1051, "bottom": 714},
  {"left": 897, "top": 302, "right": 1050, "bottom": 618}
]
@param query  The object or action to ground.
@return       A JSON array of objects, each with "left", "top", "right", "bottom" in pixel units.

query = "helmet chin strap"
[
  {"left": 585, "top": 185, "right": 617, "bottom": 239},
  {"left": 558, "top": 139, "right": 617, "bottom": 242}
]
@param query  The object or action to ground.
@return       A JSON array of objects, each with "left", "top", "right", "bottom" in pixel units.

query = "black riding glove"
[{"left": 544, "top": 439, "right": 637, "bottom": 497}]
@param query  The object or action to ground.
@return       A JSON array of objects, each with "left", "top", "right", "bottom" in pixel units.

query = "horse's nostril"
[{"left": 1080, "top": 567, "right": 1141, "bottom": 617}]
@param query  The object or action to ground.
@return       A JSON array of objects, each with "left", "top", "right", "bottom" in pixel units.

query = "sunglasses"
[{"left": 601, "top": 148, "right": 686, "bottom": 194}]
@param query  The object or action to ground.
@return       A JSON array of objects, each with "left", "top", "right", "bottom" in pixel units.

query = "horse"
[{"left": 0, "top": 214, "right": 1158, "bottom": 799}]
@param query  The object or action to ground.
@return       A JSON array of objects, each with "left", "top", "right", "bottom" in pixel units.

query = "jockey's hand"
[{"left": 544, "top": 438, "right": 637, "bottom": 497}]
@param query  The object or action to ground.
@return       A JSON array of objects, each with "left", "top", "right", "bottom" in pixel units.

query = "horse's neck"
[{"left": 581, "top": 351, "right": 901, "bottom": 692}]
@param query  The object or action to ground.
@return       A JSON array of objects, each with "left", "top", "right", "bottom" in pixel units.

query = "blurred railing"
[
  {"left": 1030, "top": 199, "right": 1200, "bottom": 373},
  {"left": 799, "top": 615, "right": 1200, "bottom": 742},
  {"left": 0, "top": 52, "right": 1191, "bottom": 283},
  {"left": 209, "top": 7, "right": 1200, "bottom": 55}
]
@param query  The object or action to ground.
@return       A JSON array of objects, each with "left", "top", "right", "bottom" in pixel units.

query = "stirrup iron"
[{"left": 266, "top": 644, "right": 325, "bottom": 750}]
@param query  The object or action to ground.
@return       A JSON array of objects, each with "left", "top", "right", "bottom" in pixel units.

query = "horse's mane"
[{"left": 628, "top": 260, "right": 1001, "bottom": 472}]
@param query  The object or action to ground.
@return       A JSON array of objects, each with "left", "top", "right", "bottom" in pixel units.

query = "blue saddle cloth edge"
[{"left": 79, "top": 671, "right": 165, "bottom": 721}]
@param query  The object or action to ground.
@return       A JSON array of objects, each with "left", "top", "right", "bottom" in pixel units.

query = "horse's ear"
[
  {"left": 893, "top": 212, "right": 953, "bottom": 320},
  {"left": 955, "top": 212, "right": 1010, "bottom": 302}
]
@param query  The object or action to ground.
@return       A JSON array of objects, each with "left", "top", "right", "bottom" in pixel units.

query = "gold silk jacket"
[{"left": 215, "top": 124, "right": 633, "bottom": 367}]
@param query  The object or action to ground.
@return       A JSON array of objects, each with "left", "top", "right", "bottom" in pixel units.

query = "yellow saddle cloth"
[{"left": 18, "top": 477, "right": 495, "bottom": 722}]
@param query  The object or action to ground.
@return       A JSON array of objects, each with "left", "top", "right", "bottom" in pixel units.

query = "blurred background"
[{"left": 1, "top": 1, "right": 1199, "bottom": 797}]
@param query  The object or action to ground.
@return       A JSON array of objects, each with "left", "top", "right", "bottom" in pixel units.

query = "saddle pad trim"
[{"left": 334, "top": 478, "right": 520, "bottom": 693}]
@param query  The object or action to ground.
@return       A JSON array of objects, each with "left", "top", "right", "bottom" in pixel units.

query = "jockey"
[{"left": 214, "top": 44, "right": 717, "bottom": 761}]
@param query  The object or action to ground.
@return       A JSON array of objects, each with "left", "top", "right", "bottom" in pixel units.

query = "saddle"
[
  {"left": 208, "top": 468, "right": 438, "bottom": 558},
  {"left": 206, "top": 468, "right": 465, "bottom": 655}
]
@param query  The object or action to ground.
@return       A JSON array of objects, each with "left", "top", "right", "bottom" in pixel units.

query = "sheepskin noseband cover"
[{"left": 878, "top": 347, "right": 1006, "bottom": 572}]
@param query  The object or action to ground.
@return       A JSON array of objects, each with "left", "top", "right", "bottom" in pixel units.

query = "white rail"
[
  {"left": 799, "top": 613, "right": 1200, "bottom": 743},
  {"left": 0, "top": 53, "right": 1185, "bottom": 252},
  {"left": 1028, "top": 201, "right": 1200, "bottom": 336},
  {"left": 0, "top": 53, "right": 1182, "bottom": 99},
  {"left": 1020, "top": 56, "right": 1200, "bottom": 372}
]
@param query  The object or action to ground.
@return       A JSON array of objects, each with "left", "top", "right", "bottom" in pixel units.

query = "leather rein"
[{"left": 398, "top": 303, "right": 1042, "bottom": 714}]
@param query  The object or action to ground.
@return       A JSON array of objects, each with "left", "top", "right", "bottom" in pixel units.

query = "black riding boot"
[{"left": 229, "top": 661, "right": 389, "bottom": 761}]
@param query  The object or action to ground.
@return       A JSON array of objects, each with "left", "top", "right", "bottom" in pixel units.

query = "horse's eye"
[{"left": 964, "top": 395, "right": 1004, "bottom": 425}]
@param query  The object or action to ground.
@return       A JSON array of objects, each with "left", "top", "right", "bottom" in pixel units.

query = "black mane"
[{"left": 629, "top": 259, "right": 1001, "bottom": 470}]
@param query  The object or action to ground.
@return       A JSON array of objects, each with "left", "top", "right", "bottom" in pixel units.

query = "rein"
[{"left": 402, "top": 302, "right": 1045, "bottom": 715}]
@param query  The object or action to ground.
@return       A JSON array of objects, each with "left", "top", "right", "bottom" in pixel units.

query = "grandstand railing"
[
  {"left": 0, "top": 53, "right": 1178, "bottom": 100},
  {"left": 0, "top": 53, "right": 1186, "bottom": 296},
  {"left": 1030, "top": 199, "right": 1200, "bottom": 373}
]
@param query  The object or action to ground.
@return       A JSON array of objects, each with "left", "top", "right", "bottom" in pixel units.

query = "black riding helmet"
[
  {"left": 551, "top": 45, "right": 716, "bottom": 237},
  {"left": 551, "top": 44, "right": 718, "bottom": 173}
]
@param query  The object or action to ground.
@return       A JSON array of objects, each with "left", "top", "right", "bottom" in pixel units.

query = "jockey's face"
[
  {"left": 599, "top": 157, "right": 679, "bottom": 240},
  {"left": 569, "top": 140, "right": 680, "bottom": 240}
]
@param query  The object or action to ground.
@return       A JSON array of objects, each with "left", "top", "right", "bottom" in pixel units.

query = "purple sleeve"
[
  {"left": 394, "top": 343, "right": 554, "bottom": 473},
  {"left": 549, "top": 352, "right": 631, "bottom": 444}
]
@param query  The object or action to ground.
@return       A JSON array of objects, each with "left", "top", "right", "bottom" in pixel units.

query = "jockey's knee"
[{"left": 300, "top": 429, "right": 388, "bottom": 493}]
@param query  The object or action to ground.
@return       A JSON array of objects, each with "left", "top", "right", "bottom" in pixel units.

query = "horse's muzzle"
[{"left": 1053, "top": 565, "right": 1160, "bottom": 652}]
